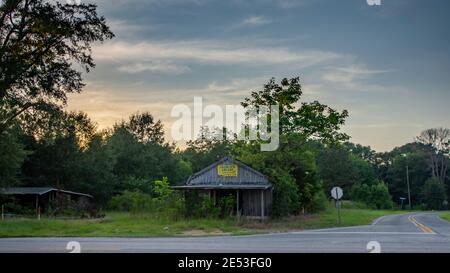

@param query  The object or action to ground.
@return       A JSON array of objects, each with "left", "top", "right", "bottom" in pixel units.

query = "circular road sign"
[{"left": 331, "top": 187, "right": 343, "bottom": 200}]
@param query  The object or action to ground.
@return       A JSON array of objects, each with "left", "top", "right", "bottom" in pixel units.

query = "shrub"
[
  {"left": 350, "top": 183, "right": 371, "bottom": 203},
  {"left": 370, "top": 182, "right": 393, "bottom": 209},
  {"left": 46, "top": 198, "right": 95, "bottom": 218},
  {"left": 152, "top": 176, "right": 173, "bottom": 201},
  {"left": 184, "top": 191, "right": 201, "bottom": 217},
  {"left": 340, "top": 200, "right": 369, "bottom": 209},
  {"left": 421, "top": 178, "right": 448, "bottom": 210},
  {"left": 219, "top": 194, "right": 235, "bottom": 217},
  {"left": 310, "top": 190, "right": 329, "bottom": 212},
  {"left": 121, "top": 176, "right": 153, "bottom": 194},
  {"left": 199, "top": 195, "right": 220, "bottom": 218},
  {"left": 350, "top": 180, "right": 393, "bottom": 209},
  {"left": 184, "top": 192, "right": 236, "bottom": 219},
  {"left": 108, "top": 177, "right": 187, "bottom": 218},
  {"left": 271, "top": 171, "right": 299, "bottom": 217},
  {"left": 108, "top": 190, "right": 154, "bottom": 212},
  {"left": 3, "top": 202, "right": 34, "bottom": 215}
]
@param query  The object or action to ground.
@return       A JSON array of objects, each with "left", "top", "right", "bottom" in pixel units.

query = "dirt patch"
[{"left": 181, "top": 228, "right": 231, "bottom": 236}]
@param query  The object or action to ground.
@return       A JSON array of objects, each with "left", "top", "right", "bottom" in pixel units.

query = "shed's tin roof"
[
  {"left": 178, "top": 157, "right": 271, "bottom": 189},
  {"left": 0, "top": 187, "right": 93, "bottom": 198}
]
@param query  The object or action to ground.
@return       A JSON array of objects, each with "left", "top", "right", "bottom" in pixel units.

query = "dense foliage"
[
  {"left": 0, "top": 0, "right": 114, "bottom": 134},
  {"left": 1, "top": 77, "right": 449, "bottom": 215},
  {"left": 1, "top": 1, "right": 448, "bottom": 218}
]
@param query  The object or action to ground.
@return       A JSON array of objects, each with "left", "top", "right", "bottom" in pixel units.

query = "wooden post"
[
  {"left": 38, "top": 207, "right": 41, "bottom": 220},
  {"left": 1, "top": 204, "right": 4, "bottom": 221},
  {"left": 261, "top": 190, "right": 265, "bottom": 219},
  {"left": 236, "top": 190, "right": 240, "bottom": 217},
  {"left": 35, "top": 195, "right": 39, "bottom": 213}
]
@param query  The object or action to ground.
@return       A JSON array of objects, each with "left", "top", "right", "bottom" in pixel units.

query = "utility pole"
[
  {"left": 402, "top": 153, "right": 412, "bottom": 210},
  {"left": 406, "top": 164, "right": 411, "bottom": 210}
]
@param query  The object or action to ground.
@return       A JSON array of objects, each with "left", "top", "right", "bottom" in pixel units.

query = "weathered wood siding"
[
  {"left": 181, "top": 157, "right": 273, "bottom": 217},
  {"left": 241, "top": 189, "right": 272, "bottom": 217}
]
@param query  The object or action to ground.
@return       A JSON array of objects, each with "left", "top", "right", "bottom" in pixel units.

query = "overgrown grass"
[
  {"left": 440, "top": 212, "right": 450, "bottom": 222},
  {"left": 242, "top": 206, "right": 404, "bottom": 232},
  {"left": 0, "top": 205, "right": 406, "bottom": 237},
  {"left": 0, "top": 212, "right": 250, "bottom": 237}
]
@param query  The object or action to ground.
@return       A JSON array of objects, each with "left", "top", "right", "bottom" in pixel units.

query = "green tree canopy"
[
  {"left": 421, "top": 178, "right": 448, "bottom": 210},
  {"left": 0, "top": 0, "right": 114, "bottom": 133},
  {"left": 0, "top": 124, "right": 26, "bottom": 187},
  {"left": 123, "top": 111, "right": 165, "bottom": 145},
  {"left": 241, "top": 77, "right": 349, "bottom": 143}
]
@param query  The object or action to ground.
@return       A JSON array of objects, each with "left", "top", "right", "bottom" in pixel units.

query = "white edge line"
[
  {"left": 291, "top": 231, "right": 433, "bottom": 235},
  {"left": 372, "top": 215, "right": 386, "bottom": 225}
]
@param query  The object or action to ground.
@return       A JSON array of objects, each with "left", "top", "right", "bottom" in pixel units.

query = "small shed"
[
  {"left": 173, "top": 157, "right": 273, "bottom": 219},
  {"left": 0, "top": 187, "right": 93, "bottom": 212}
]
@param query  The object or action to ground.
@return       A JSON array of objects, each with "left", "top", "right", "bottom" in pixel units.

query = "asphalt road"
[{"left": 1, "top": 212, "right": 450, "bottom": 253}]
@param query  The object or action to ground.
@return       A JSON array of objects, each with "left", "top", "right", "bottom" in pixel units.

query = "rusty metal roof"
[
  {"left": 177, "top": 157, "right": 271, "bottom": 189},
  {"left": 0, "top": 187, "right": 93, "bottom": 198},
  {"left": 172, "top": 184, "right": 271, "bottom": 190}
]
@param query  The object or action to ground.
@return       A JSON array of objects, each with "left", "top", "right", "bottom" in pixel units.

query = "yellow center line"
[{"left": 408, "top": 215, "right": 436, "bottom": 234}]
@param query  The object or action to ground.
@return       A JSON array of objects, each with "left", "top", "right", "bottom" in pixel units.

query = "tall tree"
[
  {"left": 0, "top": 124, "right": 26, "bottom": 187},
  {"left": 21, "top": 126, "right": 82, "bottom": 189},
  {"left": 183, "top": 126, "right": 233, "bottom": 172},
  {"left": 20, "top": 110, "right": 96, "bottom": 188},
  {"left": 77, "top": 134, "right": 116, "bottom": 205},
  {"left": 20, "top": 110, "right": 96, "bottom": 148},
  {"left": 416, "top": 128, "right": 449, "bottom": 182},
  {"left": 0, "top": 0, "right": 114, "bottom": 133},
  {"left": 343, "top": 142, "right": 377, "bottom": 165},
  {"left": 384, "top": 152, "right": 430, "bottom": 205},
  {"left": 106, "top": 125, "right": 184, "bottom": 190},
  {"left": 315, "top": 144, "right": 357, "bottom": 193},
  {"left": 241, "top": 77, "right": 349, "bottom": 143},
  {"left": 234, "top": 77, "right": 350, "bottom": 215},
  {"left": 421, "top": 177, "right": 448, "bottom": 210},
  {"left": 124, "top": 111, "right": 164, "bottom": 144}
]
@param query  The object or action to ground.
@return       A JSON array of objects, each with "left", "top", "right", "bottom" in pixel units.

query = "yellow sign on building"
[{"left": 217, "top": 164, "right": 238, "bottom": 177}]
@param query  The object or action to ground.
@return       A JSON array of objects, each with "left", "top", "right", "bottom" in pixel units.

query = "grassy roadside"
[
  {"left": 241, "top": 207, "right": 404, "bottom": 232},
  {"left": 440, "top": 212, "right": 450, "bottom": 222},
  {"left": 0, "top": 207, "right": 405, "bottom": 238},
  {"left": 0, "top": 212, "right": 248, "bottom": 237}
]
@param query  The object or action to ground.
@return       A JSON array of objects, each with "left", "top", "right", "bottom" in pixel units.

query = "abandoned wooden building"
[
  {"left": 0, "top": 187, "right": 93, "bottom": 212},
  {"left": 173, "top": 157, "right": 273, "bottom": 219}
]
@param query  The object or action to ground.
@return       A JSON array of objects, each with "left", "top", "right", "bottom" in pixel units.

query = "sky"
[{"left": 66, "top": 0, "right": 450, "bottom": 152}]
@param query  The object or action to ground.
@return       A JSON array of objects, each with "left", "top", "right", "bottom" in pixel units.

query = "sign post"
[
  {"left": 399, "top": 197, "right": 406, "bottom": 210},
  {"left": 331, "top": 187, "right": 343, "bottom": 225}
]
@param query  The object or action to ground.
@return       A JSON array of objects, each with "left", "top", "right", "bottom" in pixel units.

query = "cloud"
[
  {"left": 268, "top": 0, "right": 314, "bottom": 8},
  {"left": 107, "top": 19, "right": 148, "bottom": 34},
  {"left": 67, "top": 85, "right": 176, "bottom": 130},
  {"left": 323, "top": 65, "right": 393, "bottom": 84},
  {"left": 318, "top": 65, "right": 406, "bottom": 93},
  {"left": 206, "top": 76, "right": 268, "bottom": 92},
  {"left": 117, "top": 61, "right": 190, "bottom": 74},
  {"left": 66, "top": 76, "right": 271, "bottom": 135},
  {"left": 93, "top": 40, "right": 342, "bottom": 67},
  {"left": 349, "top": 123, "right": 424, "bottom": 129},
  {"left": 241, "top": 16, "right": 271, "bottom": 26},
  {"left": 92, "top": 0, "right": 208, "bottom": 8}
]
